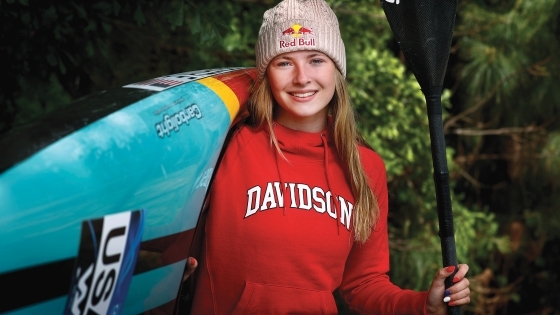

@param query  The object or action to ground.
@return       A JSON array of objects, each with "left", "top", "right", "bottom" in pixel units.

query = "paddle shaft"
[{"left": 425, "top": 86, "right": 461, "bottom": 315}]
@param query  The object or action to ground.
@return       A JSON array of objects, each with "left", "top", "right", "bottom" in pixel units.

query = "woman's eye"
[
  {"left": 277, "top": 61, "right": 290, "bottom": 67},
  {"left": 311, "top": 59, "right": 325, "bottom": 64}
]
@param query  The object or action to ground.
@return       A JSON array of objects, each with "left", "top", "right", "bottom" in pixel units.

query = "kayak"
[{"left": 0, "top": 68, "right": 256, "bottom": 315}]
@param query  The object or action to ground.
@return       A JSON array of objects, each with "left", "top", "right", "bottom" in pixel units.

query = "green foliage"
[
  {"left": 330, "top": 0, "right": 393, "bottom": 51},
  {"left": 349, "top": 48, "right": 432, "bottom": 181},
  {"left": 455, "top": 0, "right": 560, "bottom": 125},
  {"left": 12, "top": 74, "right": 72, "bottom": 124},
  {"left": 450, "top": 0, "right": 560, "bottom": 312},
  {"left": 453, "top": 201, "right": 510, "bottom": 269},
  {"left": 539, "top": 132, "right": 560, "bottom": 180}
]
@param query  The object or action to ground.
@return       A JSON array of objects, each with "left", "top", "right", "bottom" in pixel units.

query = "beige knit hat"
[{"left": 255, "top": 0, "right": 346, "bottom": 81}]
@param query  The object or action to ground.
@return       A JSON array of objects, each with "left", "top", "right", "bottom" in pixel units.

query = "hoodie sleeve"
[{"left": 338, "top": 148, "right": 428, "bottom": 315}]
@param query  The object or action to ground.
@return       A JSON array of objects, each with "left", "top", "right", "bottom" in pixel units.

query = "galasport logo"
[
  {"left": 385, "top": 0, "right": 400, "bottom": 4},
  {"left": 64, "top": 211, "right": 144, "bottom": 315},
  {"left": 278, "top": 24, "right": 316, "bottom": 49}
]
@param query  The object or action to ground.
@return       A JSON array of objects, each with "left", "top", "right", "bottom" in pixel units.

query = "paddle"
[{"left": 380, "top": 0, "right": 461, "bottom": 314}]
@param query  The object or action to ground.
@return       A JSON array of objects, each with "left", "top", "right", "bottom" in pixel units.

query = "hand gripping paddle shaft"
[{"left": 380, "top": 1, "right": 461, "bottom": 314}]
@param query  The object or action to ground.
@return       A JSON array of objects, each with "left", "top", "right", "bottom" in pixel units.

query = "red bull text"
[{"left": 279, "top": 38, "right": 316, "bottom": 48}]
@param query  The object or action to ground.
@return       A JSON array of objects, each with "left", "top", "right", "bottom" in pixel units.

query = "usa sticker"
[{"left": 64, "top": 210, "right": 145, "bottom": 315}]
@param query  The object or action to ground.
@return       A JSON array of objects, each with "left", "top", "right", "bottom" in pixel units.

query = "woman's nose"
[{"left": 293, "top": 65, "right": 310, "bottom": 85}]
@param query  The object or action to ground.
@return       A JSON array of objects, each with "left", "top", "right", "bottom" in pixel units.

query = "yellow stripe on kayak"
[{"left": 198, "top": 77, "right": 240, "bottom": 122}]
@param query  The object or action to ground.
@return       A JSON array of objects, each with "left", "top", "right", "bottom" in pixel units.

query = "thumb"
[
  {"left": 438, "top": 265, "right": 457, "bottom": 283},
  {"left": 439, "top": 265, "right": 457, "bottom": 280},
  {"left": 182, "top": 257, "right": 198, "bottom": 282},
  {"left": 431, "top": 265, "right": 457, "bottom": 291}
]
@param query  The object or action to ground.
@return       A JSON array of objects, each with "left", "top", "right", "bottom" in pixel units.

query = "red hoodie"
[{"left": 191, "top": 122, "right": 428, "bottom": 314}]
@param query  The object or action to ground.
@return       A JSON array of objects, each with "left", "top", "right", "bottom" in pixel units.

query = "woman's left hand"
[
  {"left": 182, "top": 257, "right": 198, "bottom": 282},
  {"left": 426, "top": 264, "right": 470, "bottom": 315}
]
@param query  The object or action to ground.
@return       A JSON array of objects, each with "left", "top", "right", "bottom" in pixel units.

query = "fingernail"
[
  {"left": 446, "top": 266, "right": 456, "bottom": 273},
  {"left": 190, "top": 258, "right": 197, "bottom": 267},
  {"left": 448, "top": 301, "right": 455, "bottom": 306},
  {"left": 444, "top": 290, "right": 451, "bottom": 297},
  {"left": 453, "top": 276, "right": 460, "bottom": 283},
  {"left": 443, "top": 296, "right": 451, "bottom": 303}
]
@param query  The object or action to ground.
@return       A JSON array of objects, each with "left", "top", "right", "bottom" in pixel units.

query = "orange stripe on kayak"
[
  {"left": 198, "top": 77, "right": 240, "bottom": 122},
  {"left": 214, "top": 69, "right": 257, "bottom": 109}
]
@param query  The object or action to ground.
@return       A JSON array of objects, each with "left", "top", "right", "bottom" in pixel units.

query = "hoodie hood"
[{"left": 267, "top": 122, "right": 337, "bottom": 163}]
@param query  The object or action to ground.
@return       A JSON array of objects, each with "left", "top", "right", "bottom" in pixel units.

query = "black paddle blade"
[{"left": 381, "top": 0, "right": 458, "bottom": 91}]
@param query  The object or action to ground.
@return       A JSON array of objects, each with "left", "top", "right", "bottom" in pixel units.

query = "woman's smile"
[{"left": 289, "top": 91, "right": 317, "bottom": 98}]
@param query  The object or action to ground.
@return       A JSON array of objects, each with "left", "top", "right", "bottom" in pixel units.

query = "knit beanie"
[{"left": 255, "top": 0, "right": 346, "bottom": 81}]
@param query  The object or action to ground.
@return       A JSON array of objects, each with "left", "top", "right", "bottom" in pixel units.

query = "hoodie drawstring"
[
  {"left": 321, "top": 134, "right": 340, "bottom": 235},
  {"left": 272, "top": 123, "right": 289, "bottom": 216}
]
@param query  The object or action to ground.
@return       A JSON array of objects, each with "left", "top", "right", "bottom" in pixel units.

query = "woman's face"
[{"left": 267, "top": 50, "right": 336, "bottom": 132}]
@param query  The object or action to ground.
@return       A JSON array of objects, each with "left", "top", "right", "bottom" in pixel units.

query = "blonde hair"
[{"left": 245, "top": 70, "right": 379, "bottom": 243}]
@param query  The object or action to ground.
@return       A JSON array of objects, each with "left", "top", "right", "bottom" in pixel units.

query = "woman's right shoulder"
[
  {"left": 229, "top": 124, "right": 261, "bottom": 147},
  {"left": 221, "top": 124, "right": 265, "bottom": 162},
  {"left": 213, "top": 124, "right": 265, "bottom": 183}
]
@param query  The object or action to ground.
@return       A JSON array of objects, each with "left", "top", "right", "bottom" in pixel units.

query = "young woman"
[{"left": 185, "top": 0, "right": 471, "bottom": 314}]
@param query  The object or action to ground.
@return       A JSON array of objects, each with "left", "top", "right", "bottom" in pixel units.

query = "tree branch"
[
  {"left": 448, "top": 125, "right": 541, "bottom": 136},
  {"left": 443, "top": 70, "right": 519, "bottom": 133},
  {"left": 454, "top": 153, "right": 547, "bottom": 164},
  {"left": 454, "top": 166, "right": 495, "bottom": 189},
  {"left": 444, "top": 56, "right": 553, "bottom": 133}
]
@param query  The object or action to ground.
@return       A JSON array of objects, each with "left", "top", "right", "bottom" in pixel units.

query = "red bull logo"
[
  {"left": 278, "top": 24, "right": 316, "bottom": 49},
  {"left": 281, "top": 24, "right": 313, "bottom": 38},
  {"left": 282, "top": 27, "right": 296, "bottom": 36}
]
